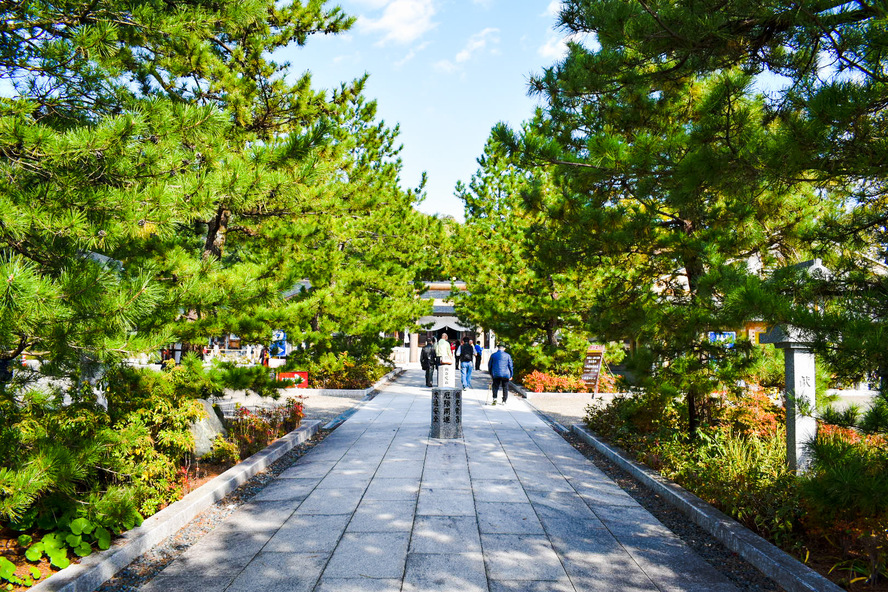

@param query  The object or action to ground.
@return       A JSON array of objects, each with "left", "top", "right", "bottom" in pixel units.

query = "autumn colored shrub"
[
  {"left": 523, "top": 371, "right": 589, "bottom": 393},
  {"left": 226, "top": 396, "right": 305, "bottom": 458},
  {"left": 719, "top": 391, "right": 785, "bottom": 438},
  {"left": 800, "top": 424, "right": 888, "bottom": 585},
  {"left": 586, "top": 388, "right": 888, "bottom": 585}
]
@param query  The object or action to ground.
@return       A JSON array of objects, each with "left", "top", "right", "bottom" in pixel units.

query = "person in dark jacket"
[
  {"left": 487, "top": 344, "right": 513, "bottom": 405},
  {"left": 457, "top": 337, "right": 475, "bottom": 389},
  {"left": 420, "top": 337, "right": 437, "bottom": 387}
]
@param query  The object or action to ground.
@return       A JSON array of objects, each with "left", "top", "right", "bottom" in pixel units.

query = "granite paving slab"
[
  {"left": 263, "top": 514, "right": 351, "bottom": 553},
  {"left": 225, "top": 551, "right": 329, "bottom": 592},
  {"left": 409, "top": 515, "right": 482, "bottom": 554},
  {"left": 403, "top": 552, "right": 487, "bottom": 592}
]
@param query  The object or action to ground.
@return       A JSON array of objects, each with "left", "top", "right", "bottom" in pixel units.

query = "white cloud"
[
  {"left": 538, "top": 30, "right": 589, "bottom": 60},
  {"left": 434, "top": 59, "right": 458, "bottom": 73},
  {"left": 455, "top": 27, "right": 499, "bottom": 63},
  {"left": 333, "top": 51, "right": 363, "bottom": 65},
  {"left": 350, "top": 0, "right": 393, "bottom": 8},
  {"left": 358, "top": 0, "right": 438, "bottom": 45},
  {"left": 395, "top": 41, "right": 430, "bottom": 67},
  {"left": 538, "top": 32, "right": 566, "bottom": 59},
  {"left": 472, "top": 0, "right": 494, "bottom": 7},
  {"left": 544, "top": 0, "right": 561, "bottom": 17}
]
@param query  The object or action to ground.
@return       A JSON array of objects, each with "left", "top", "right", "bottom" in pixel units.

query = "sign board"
[
  {"left": 582, "top": 345, "right": 606, "bottom": 392},
  {"left": 271, "top": 330, "right": 287, "bottom": 357},
  {"left": 707, "top": 331, "right": 736, "bottom": 349},
  {"left": 438, "top": 364, "right": 456, "bottom": 388},
  {"left": 277, "top": 371, "right": 308, "bottom": 388}
]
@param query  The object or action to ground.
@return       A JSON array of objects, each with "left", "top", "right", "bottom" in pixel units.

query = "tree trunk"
[
  {"left": 681, "top": 234, "right": 705, "bottom": 439},
  {"left": 545, "top": 318, "right": 559, "bottom": 347},
  {"left": 204, "top": 205, "right": 231, "bottom": 260},
  {"left": 687, "top": 388, "right": 699, "bottom": 439}
]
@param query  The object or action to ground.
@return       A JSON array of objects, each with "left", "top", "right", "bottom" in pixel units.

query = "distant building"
[{"left": 398, "top": 282, "right": 493, "bottom": 364}]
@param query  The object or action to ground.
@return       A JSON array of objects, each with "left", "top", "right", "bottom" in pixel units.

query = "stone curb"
[
  {"left": 570, "top": 425, "right": 844, "bottom": 592},
  {"left": 218, "top": 368, "right": 406, "bottom": 417},
  {"left": 298, "top": 366, "right": 405, "bottom": 398},
  {"left": 510, "top": 383, "right": 629, "bottom": 403},
  {"left": 32, "top": 420, "right": 322, "bottom": 592}
]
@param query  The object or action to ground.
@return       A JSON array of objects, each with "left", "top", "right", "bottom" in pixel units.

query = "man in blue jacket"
[{"left": 487, "top": 344, "right": 513, "bottom": 405}]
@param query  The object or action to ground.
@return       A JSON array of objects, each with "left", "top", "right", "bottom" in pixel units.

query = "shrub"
[
  {"left": 859, "top": 396, "right": 888, "bottom": 434},
  {"left": 585, "top": 391, "right": 804, "bottom": 548},
  {"left": 0, "top": 366, "right": 205, "bottom": 574},
  {"left": 206, "top": 435, "right": 240, "bottom": 465},
  {"left": 523, "top": 371, "right": 589, "bottom": 393},
  {"left": 226, "top": 396, "right": 305, "bottom": 458},
  {"left": 719, "top": 391, "right": 784, "bottom": 438},
  {"left": 801, "top": 424, "right": 888, "bottom": 584},
  {"left": 302, "top": 352, "right": 389, "bottom": 389},
  {"left": 819, "top": 404, "right": 861, "bottom": 429},
  {"left": 585, "top": 385, "right": 888, "bottom": 585}
]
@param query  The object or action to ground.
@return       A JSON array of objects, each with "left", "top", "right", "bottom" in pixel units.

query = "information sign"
[
  {"left": 707, "top": 331, "right": 737, "bottom": 348},
  {"left": 271, "top": 330, "right": 287, "bottom": 357},
  {"left": 582, "top": 345, "right": 606, "bottom": 392}
]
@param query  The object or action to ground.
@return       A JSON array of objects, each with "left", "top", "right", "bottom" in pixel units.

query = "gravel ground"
[
  {"left": 525, "top": 393, "right": 785, "bottom": 592},
  {"left": 95, "top": 391, "right": 370, "bottom": 592}
]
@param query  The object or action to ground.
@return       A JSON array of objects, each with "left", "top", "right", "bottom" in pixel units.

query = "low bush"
[
  {"left": 300, "top": 352, "right": 390, "bottom": 389},
  {"left": 586, "top": 391, "right": 802, "bottom": 541},
  {"left": 523, "top": 371, "right": 589, "bottom": 393},
  {"left": 586, "top": 388, "right": 888, "bottom": 587},
  {"left": 0, "top": 366, "right": 205, "bottom": 587},
  {"left": 226, "top": 396, "right": 305, "bottom": 458},
  {"left": 801, "top": 425, "right": 888, "bottom": 585},
  {"left": 523, "top": 365, "right": 622, "bottom": 394}
]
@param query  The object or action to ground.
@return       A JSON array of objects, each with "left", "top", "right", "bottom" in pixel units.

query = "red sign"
[{"left": 277, "top": 371, "right": 308, "bottom": 388}]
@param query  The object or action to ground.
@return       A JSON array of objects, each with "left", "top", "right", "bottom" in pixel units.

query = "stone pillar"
[
  {"left": 438, "top": 363, "right": 456, "bottom": 388},
  {"left": 760, "top": 326, "right": 818, "bottom": 473},
  {"left": 409, "top": 333, "right": 419, "bottom": 363},
  {"left": 431, "top": 387, "right": 463, "bottom": 438}
]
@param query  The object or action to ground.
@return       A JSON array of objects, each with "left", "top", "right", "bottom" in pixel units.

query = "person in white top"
[{"left": 435, "top": 333, "right": 454, "bottom": 366}]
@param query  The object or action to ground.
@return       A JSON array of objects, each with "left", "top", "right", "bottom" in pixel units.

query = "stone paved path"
[{"left": 141, "top": 369, "right": 737, "bottom": 592}]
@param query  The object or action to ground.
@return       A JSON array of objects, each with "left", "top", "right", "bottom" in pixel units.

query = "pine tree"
[
  {"left": 0, "top": 0, "right": 434, "bottom": 386},
  {"left": 453, "top": 130, "right": 600, "bottom": 376},
  {"left": 494, "top": 4, "right": 837, "bottom": 434},
  {"left": 0, "top": 0, "right": 439, "bottom": 531},
  {"left": 540, "top": 0, "right": 888, "bottom": 389}
]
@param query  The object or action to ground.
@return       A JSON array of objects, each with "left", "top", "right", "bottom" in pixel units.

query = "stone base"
[{"left": 431, "top": 388, "right": 463, "bottom": 439}]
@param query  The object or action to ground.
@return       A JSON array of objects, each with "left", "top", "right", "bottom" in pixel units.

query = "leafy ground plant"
[{"left": 586, "top": 388, "right": 888, "bottom": 589}]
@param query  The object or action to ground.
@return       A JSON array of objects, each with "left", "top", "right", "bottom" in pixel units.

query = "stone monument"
[
  {"left": 758, "top": 258, "right": 831, "bottom": 473},
  {"left": 430, "top": 387, "right": 463, "bottom": 439},
  {"left": 760, "top": 326, "right": 817, "bottom": 473}
]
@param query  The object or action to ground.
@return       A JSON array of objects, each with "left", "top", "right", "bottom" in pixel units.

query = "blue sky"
[{"left": 279, "top": 1, "right": 568, "bottom": 221}]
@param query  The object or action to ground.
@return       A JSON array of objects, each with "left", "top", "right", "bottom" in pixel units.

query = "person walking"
[
  {"left": 435, "top": 332, "right": 454, "bottom": 367},
  {"left": 474, "top": 339, "right": 483, "bottom": 370},
  {"left": 420, "top": 337, "right": 437, "bottom": 387},
  {"left": 487, "top": 344, "right": 513, "bottom": 405},
  {"left": 457, "top": 337, "right": 475, "bottom": 389}
]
